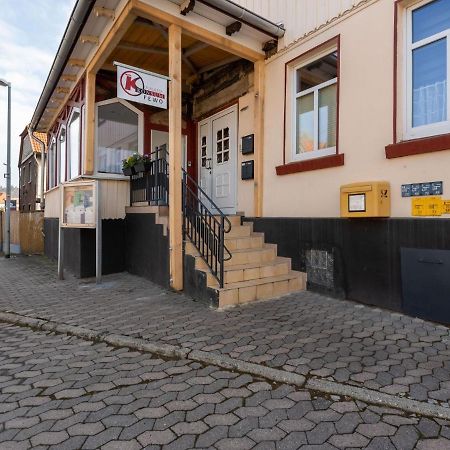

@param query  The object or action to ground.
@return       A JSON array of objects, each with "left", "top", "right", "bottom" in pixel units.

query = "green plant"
[{"left": 122, "top": 153, "right": 142, "bottom": 169}]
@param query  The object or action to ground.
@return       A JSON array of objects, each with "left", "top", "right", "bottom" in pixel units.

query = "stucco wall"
[{"left": 262, "top": 0, "right": 450, "bottom": 218}]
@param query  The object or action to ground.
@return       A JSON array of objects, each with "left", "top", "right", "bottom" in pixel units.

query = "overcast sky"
[{"left": 0, "top": 0, "right": 76, "bottom": 187}]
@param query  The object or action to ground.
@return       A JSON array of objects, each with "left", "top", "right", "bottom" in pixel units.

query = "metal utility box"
[
  {"left": 340, "top": 181, "right": 390, "bottom": 218},
  {"left": 241, "top": 160, "right": 254, "bottom": 180}
]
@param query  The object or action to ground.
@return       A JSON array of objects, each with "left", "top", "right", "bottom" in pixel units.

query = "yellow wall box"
[
  {"left": 411, "top": 197, "right": 443, "bottom": 217},
  {"left": 340, "top": 182, "right": 390, "bottom": 218}
]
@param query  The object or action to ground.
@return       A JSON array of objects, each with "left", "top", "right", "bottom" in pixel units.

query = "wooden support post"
[
  {"left": 254, "top": 59, "right": 265, "bottom": 217},
  {"left": 168, "top": 24, "right": 183, "bottom": 291},
  {"left": 84, "top": 71, "right": 96, "bottom": 175}
]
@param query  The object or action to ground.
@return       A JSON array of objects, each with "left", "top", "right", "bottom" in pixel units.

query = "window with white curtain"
[
  {"left": 406, "top": 0, "right": 450, "bottom": 139},
  {"left": 96, "top": 100, "right": 140, "bottom": 174},
  {"left": 293, "top": 51, "right": 338, "bottom": 160},
  {"left": 58, "top": 127, "right": 66, "bottom": 184},
  {"left": 48, "top": 139, "right": 56, "bottom": 189},
  {"left": 68, "top": 109, "right": 80, "bottom": 180}
]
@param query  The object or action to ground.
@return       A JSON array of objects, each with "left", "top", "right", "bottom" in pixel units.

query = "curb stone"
[{"left": 1, "top": 310, "right": 450, "bottom": 420}]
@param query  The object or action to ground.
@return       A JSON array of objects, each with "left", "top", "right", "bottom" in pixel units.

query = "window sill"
[
  {"left": 276, "top": 153, "right": 344, "bottom": 176},
  {"left": 385, "top": 133, "right": 450, "bottom": 159}
]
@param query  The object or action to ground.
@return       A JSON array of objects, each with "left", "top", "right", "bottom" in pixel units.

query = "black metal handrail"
[
  {"left": 130, "top": 147, "right": 169, "bottom": 205},
  {"left": 182, "top": 169, "right": 232, "bottom": 288}
]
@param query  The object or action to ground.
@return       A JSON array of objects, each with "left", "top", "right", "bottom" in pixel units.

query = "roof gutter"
[
  {"left": 196, "top": 0, "right": 285, "bottom": 39},
  {"left": 30, "top": 0, "right": 96, "bottom": 132}
]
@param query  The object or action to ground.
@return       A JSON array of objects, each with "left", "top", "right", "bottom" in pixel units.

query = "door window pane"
[
  {"left": 412, "top": 0, "right": 450, "bottom": 43},
  {"left": 296, "top": 93, "right": 314, "bottom": 154},
  {"left": 318, "top": 83, "right": 337, "bottom": 149},
  {"left": 97, "top": 102, "right": 139, "bottom": 174},
  {"left": 412, "top": 38, "right": 447, "bottom": 127},
  {"left": 68, "top": 111, "right": 80, "bottom": 179}
]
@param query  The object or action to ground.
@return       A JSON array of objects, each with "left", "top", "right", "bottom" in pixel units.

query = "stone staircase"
[{"left": 184, "top": 215, "right": 307, "bottom": 308}]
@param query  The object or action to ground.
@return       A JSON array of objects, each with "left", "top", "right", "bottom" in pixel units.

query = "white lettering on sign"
[{"left": 116, "top": 63, "right": 168, "bottom": 109}]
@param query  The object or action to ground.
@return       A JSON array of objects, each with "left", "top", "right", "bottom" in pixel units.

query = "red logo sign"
[{"left": 120, "top": 70, "right": 144, "bottom": 97}]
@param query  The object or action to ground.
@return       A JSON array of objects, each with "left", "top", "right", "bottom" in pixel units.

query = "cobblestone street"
[
  {"left": 2, "top": 256, "right": 450, "bottom": 448},
  {"left": 1, "top": 321, "right": 450, "bottom": 450}
]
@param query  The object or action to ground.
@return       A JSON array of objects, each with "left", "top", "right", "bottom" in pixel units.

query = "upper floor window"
[
  {"left": 68, "top": 109, "right": 80, "bottom": 180},
  {"left": 28, "top": 161, "right": 32, "bottom": 183},
  {"left": 406, "top": 0, "right": 450, "bottom": 139},
  {"left": 96, "top": 99, "right": 143, "bottom": 175},
  {"left": 293, "top": 51, "right": 338, "bottom": 160}
]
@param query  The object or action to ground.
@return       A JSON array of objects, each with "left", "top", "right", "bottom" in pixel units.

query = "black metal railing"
[
  {"left": 182, "top": 169, "right": 232, "bottom": 288},
  {"left": 130, "top": 147, "right": 169, "bottom": 205}
]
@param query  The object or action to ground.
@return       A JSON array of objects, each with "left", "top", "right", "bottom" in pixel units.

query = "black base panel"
[
  {"left": 246, "top": 217, "right": 450, "bottom": 317},
  {"left": 183, "top": 253, "right": 219, "bottom": 308},
  {"left": 43, "top": 218, "right": 125, "bottom": 278},
  {"left": 125, "top": 213, "right": 169, "bottom": 288},
  {"left": 401, "top": 247, "right": 450, "bottom": 324}
]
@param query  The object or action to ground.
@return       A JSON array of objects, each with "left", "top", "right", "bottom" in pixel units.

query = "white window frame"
[
  {"left": 292, "top": 49, "right": 338, "bottom": 162},
  {"left": 67, "top": 108, "right": 81, "bottom": 181},
  {"left": 48, "top": 138, "right": 56, "bottom": 189},
  {"left": 94, "top": 98, "right": 144, "bottom": 178},
  {"left": 405, "top": 0, "right": 450, "bottom": 140},
  {"left": 57, "top": 125, "right": 67, "bottom": 185}
]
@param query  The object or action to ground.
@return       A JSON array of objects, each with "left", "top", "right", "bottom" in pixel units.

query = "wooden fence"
[{"left": 0, "top": 211, "right": 44, "bottom": 255}]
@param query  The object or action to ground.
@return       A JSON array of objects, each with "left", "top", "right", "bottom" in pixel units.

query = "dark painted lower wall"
[
  {"left": 246, "top": 217, "right": 450, "bottom": 320},
  {"left": 44, "top": 218, "right": 125, "bottom": 278},
  {"left": 125, "top": 213, "right": 170, "bottom": 288}
]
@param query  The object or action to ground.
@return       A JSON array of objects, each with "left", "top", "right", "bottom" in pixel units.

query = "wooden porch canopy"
[{"left": 30, "top": 0, "right": 281, "bottom": 290}]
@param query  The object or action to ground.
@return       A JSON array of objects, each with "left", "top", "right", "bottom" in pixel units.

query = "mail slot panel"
[{"left": 340, "top": 181, "right": 390, "bottom": 218}]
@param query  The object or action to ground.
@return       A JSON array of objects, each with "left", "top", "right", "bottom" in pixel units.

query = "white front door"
[{"left": 199, "top": 106, "right": 237, "bottom": 215}]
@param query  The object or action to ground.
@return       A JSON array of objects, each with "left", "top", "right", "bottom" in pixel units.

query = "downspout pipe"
[
  {"left": 30, "top": 0, "right": 96, "bottom": 131},
  {"left": 197, "top": 0, "right": 285, "bottom": 39}
]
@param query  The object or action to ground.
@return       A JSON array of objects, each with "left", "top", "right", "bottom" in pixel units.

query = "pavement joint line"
[{"left": 2, "top": 309, "right": 450, "bottom": 421}]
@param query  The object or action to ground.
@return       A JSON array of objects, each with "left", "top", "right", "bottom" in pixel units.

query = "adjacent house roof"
[{"left": 18, "top": 127, "right": 47, "bottom": 168}]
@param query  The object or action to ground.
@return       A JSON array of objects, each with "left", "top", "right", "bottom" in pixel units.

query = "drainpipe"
[{"left": 196, "top": 0, "right": 285, "bottom": 39}]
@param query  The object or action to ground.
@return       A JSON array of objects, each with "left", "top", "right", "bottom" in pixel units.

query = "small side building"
[{"left": 18, "top": 127, "right": 47, "bottom": 212}]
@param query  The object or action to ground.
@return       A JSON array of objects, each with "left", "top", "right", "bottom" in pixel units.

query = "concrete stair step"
[
  {"left": 207, "top": 257, "right": 292, "bottom": 285},
  {"left": 217, "top": 271, "right": 307, "bottom": 308},
  {"left": 224, "top": 233, "right": 265, "bottom": 251},
  {"left": 224, "top": 244, "right": 277, "bottom": 267},
  {"left": 214, "top": 215, "right": 242, "bottom": 227}
]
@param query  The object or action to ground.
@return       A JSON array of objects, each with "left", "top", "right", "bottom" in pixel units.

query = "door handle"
[{"left": 418, "top": 258, "right": 443, "bottom": 265}]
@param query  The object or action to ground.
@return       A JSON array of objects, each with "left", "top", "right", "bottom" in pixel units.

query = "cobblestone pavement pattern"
[
  {"left": 1, "top": 322, "right": 450, "bottom": 449},
  {"left": 1, "top": 256, "right": 450, "bottom": 410}
]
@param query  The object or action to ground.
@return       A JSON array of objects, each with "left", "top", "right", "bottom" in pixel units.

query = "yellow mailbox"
[{"left": 340, "top": 182, "right": 390, "bottom": 218}]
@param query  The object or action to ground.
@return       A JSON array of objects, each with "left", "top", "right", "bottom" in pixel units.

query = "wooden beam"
[
  {"left": 117, "top": 42, "right": 168, "bottom": 55},
  {"left": 197, "top": 56, "right": 240, "bottom": 75},
  {"left": 132, "top": 0, "right": 263, "bottom": 62},
  {"left": 140, "top": 19, "right": 198, "bottom": 74},
  {"left": 84, "top": 71, "right": 96, "bottom": 175},
  {"left": 94, "top": 6, "right": 115, "bottom": 19},
  {"left": 56, "top": 87, "right": 70, "bottom": 95},
  {"left": 253, "top": 59, "right": 265, "bottom": 217},
  {"left": 68, "top": 59, "right": 85, "bottom": 68},
  {"left": 184, "top": 41, "right": 208, "bottom": 57},
  {"left": 61, "top": 75, "right": 77, "bottom": 82},
  {"left": 80, "top": 35, "right": 99, "bottom": 45},
  {"left": 168, "top": 24, "right": 183, "bottom": 291},
  {"left": 87, "top": 2, "right": 136, "bottom": 74}
]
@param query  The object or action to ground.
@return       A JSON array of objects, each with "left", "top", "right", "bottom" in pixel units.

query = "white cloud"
[{"left": 0, "top": 0, "right": 76, "bottom": 187}]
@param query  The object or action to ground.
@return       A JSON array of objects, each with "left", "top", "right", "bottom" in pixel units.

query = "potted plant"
[
  {"left": 122, "top": 153, "right": 141, "bottom": 176},
  {"left": 134, "top": 153, "right": 152, "bottom": 173}
]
